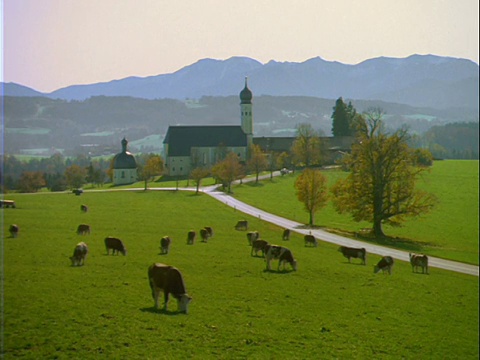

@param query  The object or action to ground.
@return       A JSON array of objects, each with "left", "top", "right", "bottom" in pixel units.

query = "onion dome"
[
  {"left": 239, "top": 77, "right": 253, "bottom": 104},
  {"left": 113, "top": 138, "right": 137, "bottom": 169}
]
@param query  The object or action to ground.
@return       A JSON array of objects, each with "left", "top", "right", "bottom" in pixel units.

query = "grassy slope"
[
  {"left": 231, "top": 160, "right": 479, "bottom": 265},
  {"left": 2, "top": 190, "right": 478, "bottom": 359}
]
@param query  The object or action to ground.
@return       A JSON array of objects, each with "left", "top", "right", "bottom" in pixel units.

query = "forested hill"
[{"left": 2, "top": 94, "right": 478, "bottom": 157}]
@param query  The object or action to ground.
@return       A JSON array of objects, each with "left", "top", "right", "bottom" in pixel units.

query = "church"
[
  {"left": 163, "top": 78, "right": 254, "bottom": 176},
  {"left": 163, "top": 78, "right": 354, "bottom": 176}
]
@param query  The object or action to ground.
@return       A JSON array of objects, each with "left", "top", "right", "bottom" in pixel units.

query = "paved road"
[{"left": 203, "top": 186, "right": 478, "bottom": 276}]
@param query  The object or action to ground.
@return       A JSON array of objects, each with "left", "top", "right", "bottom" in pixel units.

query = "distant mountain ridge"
[{"left": 3, "top": 54, "right": 479, "bottom": 110}]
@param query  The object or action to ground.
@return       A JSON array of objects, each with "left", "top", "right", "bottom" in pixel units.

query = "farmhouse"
[
  {"left": 112, "top": 137, "right": 138, "bottom": 185},
  {"left": 163, "top": 78, "right": 353, "bottom": 176}
]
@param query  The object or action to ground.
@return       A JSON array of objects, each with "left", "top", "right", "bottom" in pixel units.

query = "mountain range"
[{"left": 3, "top": 54, "right": 479, "bottom": 110}]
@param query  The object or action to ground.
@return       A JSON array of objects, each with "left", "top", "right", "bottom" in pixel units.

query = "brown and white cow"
[
  {"left": 187, "top": 230, "right": 196, "bottom": 245},
  {"left": 9, "top": 224, "right": 19, "bottom": 238},
  {"left": 204, "top": 227, "right": 214, "bottom": 238},
  {"left": 282, "top": 228, "right": 290, "bottom": 241},
  {"left": 265, "top": 245, "right": 297, "bottom": 271},
  {"left": 409, "top": 253, "right": 429, "bottom": 274},
  {"left": 338, "top": 246, "right": 367, "bottom": 265},
  {"left": 200, "top": 228, "right": 210, "bottom": 242},
  {"left": 76, "top": 224, "right": 90, "bottom": 235},
  {"left": 374, "top": 256, "right": 394, "bottom": 275},
  {"left": 104, "top": 236, "right": 127, "bottom": 255},
  {"left": 160, "top": 236, "right": 171, "bottom": 255},
  {"left": 251, "top": 239, "right": 269, "bottom": 257},
  {"left": 235, "top": 220, "right": 248, "bottom": 231},
  {"left": 246, "top": 231, "right": 260, "bottom": 246},
  {"left": 304, "top": 234, "right": 317, "bottom": 247},
  {"left": 80, "top": 204, "right": 88, "bottom": 212},
  {"left": 70, "top": 242, "right": 88, "bottom": 266},
  {"left": 148, "top": 263, "right": 192, "bottom": 314}
]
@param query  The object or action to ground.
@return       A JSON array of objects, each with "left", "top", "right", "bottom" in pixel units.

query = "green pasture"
[
  {"left": 1, "top": 190, "right": 478, "bottom": 359},
  {"left": 231, "top": 160, "right": 479, "bottom": 265}
]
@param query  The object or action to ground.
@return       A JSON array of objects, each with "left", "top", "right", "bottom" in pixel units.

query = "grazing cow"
[
  {"left": 235, "top": 220, "right": 248, "bottom": 231},
  {"left": 160, "top": 236, "right": 171, "bottom": 255},
  {"left": 80, "top": 204, "right": 88, "bottom": 212},
  {"left": 409, "top": 253, "right": 429, "bottom": 274},
  {"left": 338, "top": 246, "right": 367, "bottom": 265},
  {"left": 374, "top": 256, "right": 394, "bottom": 275},
  {"left": 148, "top": 263, "right": 192, "bottom": 313},
  {"left": 200, "top": 228, "right": 210, "bottom": 242},
  {"left": 304, "top": 234, "right": 318, "bottom": 247},
  {"left": 204, "top": 227, "right": 214, "bottom": 238},
  {"left": 70, "top": 242, "right": 88, "bottom": 266},
  {"left": 246, "top": 231, "right": 260, "bottom": 246},
  {"left": 104, "top": 236, "right": 127, "bottom": 255},
  {"left": 9, "top": 224, "right": 19, "bottom": 238},
  {"left": 282, "top": 228, "right": 290, "bottom": 241},
  {"left": 265, "top": 245, "right": 297, "bottom": 271},
  {"left": 187, "top": 230, "right": 196, "bottom": 245},
  {"left": 76, "top": 224, "right": 90, "bottom": 235},
  {"left": 251, "top": 239, "right": 269, "bottom": 257}
]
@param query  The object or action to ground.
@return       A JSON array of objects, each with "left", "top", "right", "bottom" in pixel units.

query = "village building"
[{"left": 112, "top": 137, "right": 137, "bottom": 185}]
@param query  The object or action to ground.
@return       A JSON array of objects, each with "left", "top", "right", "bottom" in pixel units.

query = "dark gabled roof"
[{"left": 164, "top": 125, "right": 247, "bottom": 156}]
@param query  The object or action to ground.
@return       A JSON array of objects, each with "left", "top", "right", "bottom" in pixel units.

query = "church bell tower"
[{"left": 239, "top": 77, "right": 253, "bottom": 148}]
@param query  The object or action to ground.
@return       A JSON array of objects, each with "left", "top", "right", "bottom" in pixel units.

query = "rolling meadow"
[{"left": 1, "top": 160, "right": 479, "bottom": 359}]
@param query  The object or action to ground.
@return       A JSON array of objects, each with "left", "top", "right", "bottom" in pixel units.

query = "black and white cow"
[
  {"left": 70, "top": 242, "right": 88, "bottom": 266},
  {"left": 374, "top": 256, "right": 394, "bottom": 275},
  {"left": 246, "top": 231, "right": 260, "bottom": 246},
  {"left": 338, "top": 246, "right": 367, "bottom": 265},
  {"left": 282, "top": 228, "right": 290, "bottom": 241},
  {"left": 187, "top": 230, "right": 196, "bottom": 245},
  {"left": 80, "top": 204, "right": 88, "bottom": 212},
  {"left": 204, "top": 227, "right": 214, "bottom": 238},
  {"left": 409, "top": 253, "right": 429, "bottom": 274},
  {"left": 160, "top": 236, "right": 171, "bottom": 254},
  {"left": 9, "top": 224, "right": 19, "bottom": 238},
  {"left": 76, "top": 224, "right": 90, "bottom": 235},
  {"left": 251, "top": 239, "right": 269, "bottom": 257},
  {"left": 148, "top": 263, "right": 192, "bottom": 313},
  {"left": 235, "top": 220, "right": 248, "bottom": 231},
  {"left": 104, "top": 236, "right": 127, "bottom": 255},
  {"left": 265, "top": 245, "right": 297, "bottom": 271},
  {"left": 304, "top": 234, "right": 317, "bottom": 247}
]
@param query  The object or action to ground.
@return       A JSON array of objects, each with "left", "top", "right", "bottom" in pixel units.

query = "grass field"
[
  {"left": 1, "top": 188, "right": 478, "bottom": 359},
  {"left": 231, "top": 160, "right": 479, "bottom": 265}
]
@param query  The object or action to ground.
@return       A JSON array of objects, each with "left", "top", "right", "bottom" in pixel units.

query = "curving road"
[{"left": 191, "top": 179, "right": 479, "bottom": 277}]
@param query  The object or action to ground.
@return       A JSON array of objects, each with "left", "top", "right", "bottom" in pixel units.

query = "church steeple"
[{"left": 240, "top": 77, "right": 253, "bottom": 148}]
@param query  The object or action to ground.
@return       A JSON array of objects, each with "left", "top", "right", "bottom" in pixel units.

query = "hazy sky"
[{"left": 2, "top": 0, "right": 479, "bottom": 93}]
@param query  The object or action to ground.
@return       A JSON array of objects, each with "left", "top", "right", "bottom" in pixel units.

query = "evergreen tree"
[{"left": 331, "top": 97, "right": 355, "bottom": 136}]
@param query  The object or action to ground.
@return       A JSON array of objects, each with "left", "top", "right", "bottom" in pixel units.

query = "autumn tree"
[
  {"left": 211, "top": 152, "right": 245, "bottom": 193},
  {"left": 190, "top": 167, "right": 210, "bottom": 194},
  {"left": 137, "top": 154, "right": 164, "bottom": 190},
  {"left": 65, "top": 165, "right": 87, "bottom": 190},
  {"left": 18, "top": 171, "right": 46, "bottom": 193},
  {"left": 331, "top": 97, "right": 356, "bottom": 137},
  {"left": 276, "top": 151, "right": 292, "bottom": 173},
  {"left": 247, "top": 144, "right": 268, "bottom": 183},
  {"left": 331, "top": 108, "right": 437, "bottom": 238},
  {"left": 294, "top": 169, "right": 328, "bottom": 226},
  {"left": 291, "top": 123, "right": 322, "bottom": 168}
]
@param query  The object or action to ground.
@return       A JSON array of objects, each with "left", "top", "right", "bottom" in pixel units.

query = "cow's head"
[
  {"left": 292, "top": 259, "right": 298, "bottom": 271},
  {"left": 178, "top": 294, "right": 192, "bottom": 314}
]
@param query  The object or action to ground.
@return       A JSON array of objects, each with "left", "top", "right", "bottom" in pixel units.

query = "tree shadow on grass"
[
  {"left": 244, "top": 182, "right": 265, "bottom": 188},
  {"left": 140, "top": 307, "right": 185, "bottom": 316}
]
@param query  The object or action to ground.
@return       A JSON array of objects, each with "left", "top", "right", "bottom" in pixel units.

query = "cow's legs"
[{"left": 163, "top": 292, "right": 169, "bottom": 311}]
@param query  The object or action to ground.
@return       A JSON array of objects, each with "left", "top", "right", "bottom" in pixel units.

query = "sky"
[{"left": 1, "top": 0, "right": 479, "bottom": 93}]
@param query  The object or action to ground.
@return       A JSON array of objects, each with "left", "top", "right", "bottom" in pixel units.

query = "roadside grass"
[
  {"left": 231, "top": 160, "right": 479, "bottom": 265},
  {"left": 2, "top": 190, "right": 478, "bottom": 359}
]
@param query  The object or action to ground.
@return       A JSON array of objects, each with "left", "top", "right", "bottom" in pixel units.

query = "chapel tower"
[{"left": 239, "top": 77, "right": 253, "bottom": 148}]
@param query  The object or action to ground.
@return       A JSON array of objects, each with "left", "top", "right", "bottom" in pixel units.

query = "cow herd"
[{"left": 7, "top": 201, "right": 430, "bottom": 315}]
